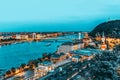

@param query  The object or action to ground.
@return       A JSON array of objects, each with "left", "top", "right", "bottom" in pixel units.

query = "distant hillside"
[{"left": 90, "top": 20, "right": 120, "bottom": 38}]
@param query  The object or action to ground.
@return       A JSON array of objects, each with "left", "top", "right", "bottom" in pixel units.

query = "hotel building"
[
  {"left": 70, "top": 49, "right": 101, "bottom": 62},
  {"left": 57, "top": 41, "right": 84, "bottom": 54},
  {"left": 34, "top": 61, "right": 54, "bottom": 79},
  {"left": 51, "top": 53, "right": 66, "bottom": 63}
]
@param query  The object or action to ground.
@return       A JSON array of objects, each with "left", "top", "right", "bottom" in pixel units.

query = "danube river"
[{"left": 0, "top": 34, "right": 79, "bottom": 74}]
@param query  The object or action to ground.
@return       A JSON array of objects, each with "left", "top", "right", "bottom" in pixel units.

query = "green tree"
[
  {"left": 20, "top": 63, "right": 26, "bottom": 69},
  {"left": 11, "top": 67, "right": 16, "bottom": 73},
  {"left": 6, "top": 70, "right": 11, "bottom": 75}
]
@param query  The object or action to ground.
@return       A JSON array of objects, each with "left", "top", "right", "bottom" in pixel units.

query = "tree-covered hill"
[{"left": 90, "top": 20, "right": 120, "bottom": 38}]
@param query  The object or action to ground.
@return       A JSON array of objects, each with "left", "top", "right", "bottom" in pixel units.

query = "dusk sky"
[{"left": 0, "top": 0, "right": 120, "bottom": 31}]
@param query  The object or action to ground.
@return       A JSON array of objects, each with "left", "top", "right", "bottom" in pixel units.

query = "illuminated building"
[
  {"left": 72, "top": 56, "right": 81, "bottom": 62},
  {"left": 95, "top": 32, "right": 101, "bottom": 41},
  {"left": 51, "top": 53, "right": 66, "bottom": 63},
  {"left": 36, "top": 34, "right": 41, "bottom": 40},
  {"left": 34, "top": 61, "right": 54, "bottom": 79},
  {"left": 16, "top": 34, "right": 21, "bottom": 40},
  {"left": 69, "top": 49, "right": 101, "bottom": 62},
  {"left": 100, "top": 32, "right": 107, "bottom": 50},
  {"left": 0, "top": 36, "right": 3, "bottom": 41},
  {"left": 57, "top": 41, "right": 84, "bottom": 53},
  {"left": 33, "top": 33, "right": 36, "bottom": 40},
  {"left": 21, "top": 34, "right": 29, "bottom": 40},
  {"left": 78, "top": 32, "right": 82, "bottom": 40}
]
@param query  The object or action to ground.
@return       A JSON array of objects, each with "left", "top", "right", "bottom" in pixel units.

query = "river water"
[{"left": 0, "top": 34, "right": 79, "bottom": 74}]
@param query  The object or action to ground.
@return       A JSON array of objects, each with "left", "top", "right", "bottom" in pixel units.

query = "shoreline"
[{"left": 0, "top": 40, "right": 28, "bottom": 46}]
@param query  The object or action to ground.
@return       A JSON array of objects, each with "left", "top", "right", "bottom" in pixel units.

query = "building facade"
[
  {"left": 34, "top": 61, "right": 54, "bottom": 79},
  {"left": 57, "top": 41, "right": 84, "bottom": 53}
]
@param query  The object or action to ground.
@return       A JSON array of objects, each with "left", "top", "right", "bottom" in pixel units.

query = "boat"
[
  {"left": 14, "top": 42, "right": 17, "bottom": 44},
  {"left": 45, "top": 43, "right": 51, "bottom": 46}
]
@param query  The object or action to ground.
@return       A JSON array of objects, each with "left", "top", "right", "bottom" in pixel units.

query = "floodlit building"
[
  {"left": 72, "top": 56, "right": 81, "bottom": 62},
  {"left": 57, "top": 41, "right": 84, "bottom": 53},
  {"left": 34, "top": 61, "right": 54, "bottom": 79},
  {"left": 2, "top": 36, "right": 11, "bottom": 40},
  {"left": 100, "top": 32, "right": 107, "bottom": 50},
  {"left": 106, "top": 37, "right": 120, "bottom": 49},
  {"left": 33, "top": 33, "right": 36, "bottom": 40},
  {"left": 0, "top": 36, "right": 3, "bottom": 41},
  {"left": 12, "top": 35, "right": 16, "bottom": 39},
  {"left": 36, "top": 34, "right": 41, "bottom": 40},
  {"left": 69, "top": 49, "right": 101, "bottom": 62},
  {"left": 21, "top": 35, "right": 29, "bottom": 40},
  {"left": 51, "top": 53, "right": 66, "bottom": 63},
  {"left": 16, "top": 34, "right": 21, "bottom": 40},
  {"left": 82, "top": 32, "right": 93, "bottom": 47}
]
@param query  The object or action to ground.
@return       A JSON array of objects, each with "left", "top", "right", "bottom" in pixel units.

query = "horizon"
[{"left": 0, "top": 0, "right": 120, "bottom": 31}]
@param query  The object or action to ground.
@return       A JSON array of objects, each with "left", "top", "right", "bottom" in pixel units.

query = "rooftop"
[
  {"left": 38, "top": 61, "right": 53, "bottom": 66},
  {"left": 51, "top": 53, "right": 65, "bottom": 58},
  {"left": 70, "top": 49, "right": 101, "bottom": 56}
]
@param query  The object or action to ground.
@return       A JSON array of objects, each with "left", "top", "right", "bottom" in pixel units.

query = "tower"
[
  {"left": 33, "top": 33, "right": 36, "bottom": 40},
  {"left": 84, "top": 32, "right": 89, "bottom": 38},
  {"left": 101, "top": 32, "right": 105, "bottom": 43},
  {"left": 101, "top": 32, "right": 107, "bottom": 50},
  {"left": 78, "top": 32, "right": 81, "bottom": 40}
]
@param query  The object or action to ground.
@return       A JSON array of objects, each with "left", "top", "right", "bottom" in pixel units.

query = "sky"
[{"left": 0, "top": 0, "right": 120, "bottom": 32}]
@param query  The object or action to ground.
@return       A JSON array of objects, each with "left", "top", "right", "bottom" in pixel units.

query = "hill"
[{"left": 90, "top": 20, "right": 120, "bottom": 38}]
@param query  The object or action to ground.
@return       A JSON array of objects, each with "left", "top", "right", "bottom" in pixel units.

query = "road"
[{"left": 22, "top": 58, "right": 71, "bottom": 80}]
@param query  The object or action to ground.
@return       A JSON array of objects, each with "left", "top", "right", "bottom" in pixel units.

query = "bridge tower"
[
  {"left": 78, "top": 32, "right": 81, "bottom": 40},
  {"left": 33, "top": 33, "right": 36, "bottom": 40}
]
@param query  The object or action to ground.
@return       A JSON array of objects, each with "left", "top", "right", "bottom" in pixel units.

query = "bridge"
[{"left": 40, "top": 33, "right": 83, "bottom": 42}]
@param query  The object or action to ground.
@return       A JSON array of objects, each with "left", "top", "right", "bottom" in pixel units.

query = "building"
[
  {"left": 0, "top": 36, "right": 3, "bottom": 41},
  {"left": 33, "top": 33, "right": 36, "bottom": 40},
  {"left": 101, "top": 43, "right": 107, "bottom": 50},
  {"left": 51, "top": 53, "right": 66, "bottom": 63},
  {"left": 2, "top": 36, "right": 11, "bottom": 40},
  {"left": 95, "top": 32, "right": 101, "bottom": 41},
  {"left": 21, "top": 34, "right": 29, "bottom": 40},
  {"left": 34, "top": 61, "right": 54, "bottom": 79},
  {"left": 16, "top": 34, "right": 21, "bottom": 40},
  {"left": 69, "top": 49, "right": 101, "bottom": 62},
  {"left": 82, "top": 32, "right": 93, "bottom": 47},
  {"left": 36, "top": 34, "right": 41, "bottom": 40},
  {"left": 101, "top": 32, "right": 105, "bottom": 43},
  {"left": 100, "top": 32, "right": 107, "bottom": 50},
  {"left": 72, "top": 56, "right": 81, "bottom": 62},
  {"left": 57, "top": 41, "right": 84, "bottom": 53},
  {"left": 84, "top": 32, "right": 89, "bottom": 39},
  {"left": 106, "top": 37, "right": 120, "bottom": 49},
  {"left": 11, "top": 35, "right": 16, "bottom": 39}
]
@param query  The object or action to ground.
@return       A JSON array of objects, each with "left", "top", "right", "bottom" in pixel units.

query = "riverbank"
[
  {"left": 0, "top": 34, "right": 78, "bottom": 79},
  {"left": 0, "top": 36, "right": 61, "bottom": 46},
  {"left": 0, "top": 40, "right": 28, "bottom": 46}
]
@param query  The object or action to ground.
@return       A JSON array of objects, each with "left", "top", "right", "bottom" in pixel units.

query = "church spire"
[{"left": 101, "top": 32, "right": 105, "bottom": 43}]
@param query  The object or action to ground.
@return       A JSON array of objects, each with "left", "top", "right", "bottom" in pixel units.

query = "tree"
[
  {"left": 48, "top": 53, "right": 52, "bottom": 60},
  {"left": 114, "top": 44, "right": 120, "bottom": 53},
  {"left": 28, "top": 59, "right": 39, "bottom": 69},
  {"left": 42, "top": 53, "right": 48, "bottom": 59},
  {"left": 20, "top": 63, "right": 26, "bottom": 69},
  {"left": 38, "top": 58, "right": 43, "bottom": 62},
  {"left": 89, "top": 51, "right": 118, "bottom": 80},
  {"left": 11, "top": 67, "right": 16, "bottom": 73},
  {"left": 6, "top": 70, "right": 11, "bottom": 75}
]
